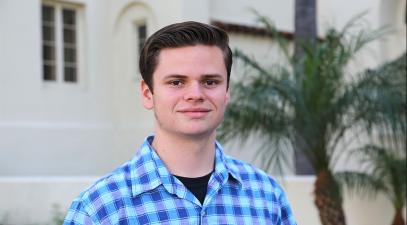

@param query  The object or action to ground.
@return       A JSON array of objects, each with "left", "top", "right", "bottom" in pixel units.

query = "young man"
[{"left": 64, "top": 21, "right": 297, "bottom": 225}]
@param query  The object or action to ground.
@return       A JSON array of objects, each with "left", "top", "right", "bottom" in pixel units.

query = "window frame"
[
  {"left": 135, "top": 22, "right": 147, "bottom": 55},
  {"left": 41, "top": 1, "right": 85, "bottom": 86}
]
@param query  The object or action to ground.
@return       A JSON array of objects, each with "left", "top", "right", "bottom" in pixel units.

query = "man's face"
[{"left": 141, "top": 45, "right": 230, "bottom": 138}]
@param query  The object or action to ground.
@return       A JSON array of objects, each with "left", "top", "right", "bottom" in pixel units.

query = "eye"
[
  {"left": 169, "top": 80, "right": 184, "bottom": 87},
  {"left": 203, "top": 79, "right": 219, "bottom": 87}
]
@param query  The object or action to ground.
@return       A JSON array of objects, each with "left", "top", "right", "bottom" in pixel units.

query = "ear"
[{"left": 140, "top": 80, "right": 154, "bottom": 110}]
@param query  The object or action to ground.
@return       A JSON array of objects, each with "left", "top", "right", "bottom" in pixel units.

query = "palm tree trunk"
[
  {"left": 294, "top": 0, "right": 317, "bottom": 62},
  {"left": 293, "top": 0, "right": 318, "bottom": 175},
  {"left": 314, "top": 170, "right": 346, "bottom": 225},
  {"left": 391, "top": 208, "right": 405, "bottom": 225}
]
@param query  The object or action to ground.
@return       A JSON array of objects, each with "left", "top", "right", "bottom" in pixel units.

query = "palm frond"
[
  {"left": 335, "top": 171, "right": 386, "bottom": 198},
  {"left": 220, "top": 13, "right": 406, "bottom": 182},
  {"left": 346, "top": 144, "right": 406, "bottom": 209},
  {"left": 251, "top": 9, "right": 292, "bottom": 61}
]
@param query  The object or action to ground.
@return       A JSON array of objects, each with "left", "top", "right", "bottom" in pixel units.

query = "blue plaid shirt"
[{"left": 64, "top": 136, "right": 297, "bottom": 225}]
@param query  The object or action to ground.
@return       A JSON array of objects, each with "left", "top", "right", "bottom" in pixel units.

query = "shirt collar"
[
  {"left": 213, "top": 140, "right": 243, "bottom": 186},
  {"left": 130, "top": 135, "right": 243, "bottom": 197},
  {"left": 129, "top": 136, "right": 163, "bottom": 197}
]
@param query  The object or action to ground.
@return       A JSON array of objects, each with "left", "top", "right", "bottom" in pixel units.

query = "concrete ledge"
[{"left": 0, "top": 176, "right": 97, "bottom": 225}]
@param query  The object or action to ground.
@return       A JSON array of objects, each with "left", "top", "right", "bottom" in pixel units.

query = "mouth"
[{"left": 177, "top": 108, "right": 212, "bottom": 119}]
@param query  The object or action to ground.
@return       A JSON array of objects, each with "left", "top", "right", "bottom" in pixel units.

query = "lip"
[{"left": 177, "top": 108, "right": 212, "bottom": 119}]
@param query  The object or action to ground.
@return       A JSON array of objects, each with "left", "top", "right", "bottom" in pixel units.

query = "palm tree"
[
  {"left": 218, "top": 16, "right": 406, "bottom": 225},
  {"left": 337, "top": 53, "right": 406, "bottom": 225}
]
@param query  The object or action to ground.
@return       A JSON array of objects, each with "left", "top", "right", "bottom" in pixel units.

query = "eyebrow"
[
  {"left": 163, "top": 74, "right": 225, "bottom": 80},
  {"left": 201, "top": 74, "right": 224, "bottom": 80},
  {"left": 163, "top": 74, "right": 188, "bottom": 80}
]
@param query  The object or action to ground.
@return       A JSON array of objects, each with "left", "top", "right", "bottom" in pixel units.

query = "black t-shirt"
[{"left": 174, "top": 172, "right": 212, "bottom": 205}]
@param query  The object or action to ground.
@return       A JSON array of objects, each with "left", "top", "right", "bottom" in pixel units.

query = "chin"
[{"left": 178, "top": 127, "right": 216, "bottom": 138}]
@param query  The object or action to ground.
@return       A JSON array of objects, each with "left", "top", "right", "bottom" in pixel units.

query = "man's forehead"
[{"left": 154, "top": 45, "right": 227, "bottom": 76}]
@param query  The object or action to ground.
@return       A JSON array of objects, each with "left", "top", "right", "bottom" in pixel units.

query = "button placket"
[{"left": 199, "top": 209, "right": 206, "bottom": 225}]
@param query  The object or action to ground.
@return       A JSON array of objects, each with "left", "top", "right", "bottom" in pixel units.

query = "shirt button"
[{"left": 201, "top": 211, "right": 206, "bottom": 216}]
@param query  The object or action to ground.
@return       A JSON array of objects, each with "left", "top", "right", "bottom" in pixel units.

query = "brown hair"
[{"left": 139, "top": 21, "right": 232, "bottom": 92}]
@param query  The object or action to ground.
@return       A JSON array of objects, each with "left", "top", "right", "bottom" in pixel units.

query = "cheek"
[
  {"left": 209, "top": 91, "right": 229, "bottom": 107},
  {"left": 154, "top": 92, "right": 179, "bottom": 112}
]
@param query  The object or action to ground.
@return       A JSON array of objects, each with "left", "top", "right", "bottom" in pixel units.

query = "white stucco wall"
[{"left": 0, "top": 0, "right": 120, "bottom": 175}]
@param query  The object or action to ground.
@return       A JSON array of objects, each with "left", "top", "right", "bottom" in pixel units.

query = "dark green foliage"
[
  {"left": 218, "top": 14, "right": 406, "bottom": 225},
  {"left": 219, "top": 14, "right": 405, "bottom": 175}
]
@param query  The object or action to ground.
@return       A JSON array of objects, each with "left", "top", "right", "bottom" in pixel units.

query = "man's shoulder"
[
  {"left": 223, "top": 153, "right": 272, "bottom": 180},
  {"left": 223, "top": 153, "right": 286, "bottom": 196},
  {"left": 71, "top": 160, "right": 134, "bottom": 212},
  {"left": 221, "top": 153, "right": 297, "bottom": 224},
  {"left": 72, "top": 140, "right": 154, "bottom": 208}
]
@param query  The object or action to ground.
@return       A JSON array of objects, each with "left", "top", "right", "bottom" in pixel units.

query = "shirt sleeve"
[
  {"left": 63, "top": 199, "right": 94, "bottom": 225},
  {"left": 277, "top": 188, "right": 297, "bottom": 225}
]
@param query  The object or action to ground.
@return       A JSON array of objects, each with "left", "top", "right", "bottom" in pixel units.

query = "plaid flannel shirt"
[{"left": 64, "top": 136, "right": 297, "bottom": 225}]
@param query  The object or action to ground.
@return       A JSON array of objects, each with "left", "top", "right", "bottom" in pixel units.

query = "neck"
[{"left": 152, "top": 130, "right": 216, "bottom": 178}]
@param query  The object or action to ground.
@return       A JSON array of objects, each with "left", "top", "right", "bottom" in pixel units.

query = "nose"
[{"left": 183, "top": 82, "right": 204, "bottom": 102}]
